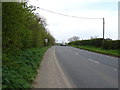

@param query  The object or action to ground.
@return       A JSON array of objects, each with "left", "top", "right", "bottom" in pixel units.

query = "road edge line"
[{"left": 53, "top": 46, "right": 72, "bottom": 88}]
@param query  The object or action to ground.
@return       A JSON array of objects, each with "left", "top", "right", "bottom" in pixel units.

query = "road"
[{"left": 33, "top": 46, "right": 118, "bottom": 88}]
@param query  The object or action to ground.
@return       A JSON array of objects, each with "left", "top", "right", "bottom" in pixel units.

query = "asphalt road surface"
[
  {"left": 55, "top": 46, "right": 118, "bottom": 88},
  {"left": 33, "top": 46, "right": 118, "bottom": 88}
]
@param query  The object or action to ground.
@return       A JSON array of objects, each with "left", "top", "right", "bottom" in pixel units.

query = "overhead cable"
[{"left": 37, "top": 7, "right": 103, "bottom": 20}]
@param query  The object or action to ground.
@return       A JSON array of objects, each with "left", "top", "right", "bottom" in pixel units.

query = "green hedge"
[
  {"left": 68, "top": 38, "right": 120, "bottom": 50},
  {"left": 2, "top": 2, "right": 55, "bottom": 54},
  {"left": 2, "top": 2, "right": 55, "bottom": 89},
  {"left": 103, "top": 40, "right": 120, "bottom": 49}
]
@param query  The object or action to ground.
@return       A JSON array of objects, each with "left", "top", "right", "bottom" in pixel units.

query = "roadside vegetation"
[
  {"left": 2, "top": 2, "right": 55, "bottom": 89},
  {"left": 70, "top": 45, "right": 119, "bottom": 57},
  {"left": 3, "top": 47, "right": 50, "bottom": 88},
  {"left": 68, "top": 38, "right": 120, "bottom": 57}
]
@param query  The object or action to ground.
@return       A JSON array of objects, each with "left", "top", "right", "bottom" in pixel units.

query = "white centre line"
[
  {"left": 88, "top": 58, "right": 117, "bottom": 71},
  {"left": 75, "top": 52, "right": 79, "bottom": 55},
  {"left": 89, "top": 58, "right": 94, "bottom": 61},
  {"left": 89, "top": 58, "right": 100, "bottom": 64},
  {"left": 94, "top": 61, "right": 100, "bottom": 64}
]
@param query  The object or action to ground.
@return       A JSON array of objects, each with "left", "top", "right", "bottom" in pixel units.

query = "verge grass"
[{"left": 70, "top": 45, "right": 119, "bottom": 57}]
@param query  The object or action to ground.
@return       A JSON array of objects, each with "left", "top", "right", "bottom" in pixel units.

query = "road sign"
[{"left": 45, "top": 39, "right": 48, "bottom": 43}]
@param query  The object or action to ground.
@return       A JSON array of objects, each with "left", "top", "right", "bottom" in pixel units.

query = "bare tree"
[
  {"left": 90, "top": 35, "right": 98, "bottom": 39},
  {"left": 68, "top": 36, "right": 80, "bottom": 42}
]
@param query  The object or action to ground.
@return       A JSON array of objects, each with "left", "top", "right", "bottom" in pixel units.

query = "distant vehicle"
[
  {"left": 60, "top": 42, "right": 67, "bottom": 46},
  {"left": 61, "top": 43, "right": 66, "bottom": 46}
]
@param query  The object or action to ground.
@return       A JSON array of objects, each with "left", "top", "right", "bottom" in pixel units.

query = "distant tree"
[
  {"left": 68, "top": 36, "right": 80, "bottom": 42},
  {"left": 90, "top": 35, "right": 98, "bottom": 39},
  {"left": 106, "top": 38, "right": 112, "bottom": 40}
]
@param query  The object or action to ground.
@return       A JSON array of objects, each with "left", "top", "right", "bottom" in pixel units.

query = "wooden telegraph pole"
[{"left": 102, "top": 18, "right": 105, "bottom": 48}]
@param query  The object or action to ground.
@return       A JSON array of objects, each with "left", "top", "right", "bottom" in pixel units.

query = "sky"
[{"left": 28, "top": 0, "right": 119, "bottom": 43}]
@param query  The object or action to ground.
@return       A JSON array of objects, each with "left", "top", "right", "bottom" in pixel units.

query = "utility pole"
[
  {"left": 103, "top": 18, "right": 105, "bottom": 40},
  {"left": 102, "top": 18, "right": 105, "bottom": 48}
]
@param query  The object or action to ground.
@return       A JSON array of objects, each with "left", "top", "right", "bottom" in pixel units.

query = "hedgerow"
[{"left": 68, "top": 38, "right": 120, "bottom": 50}]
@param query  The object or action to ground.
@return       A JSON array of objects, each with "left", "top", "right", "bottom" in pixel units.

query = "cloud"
[
  {"left": 29, "top": 0, "right": 118, "bottom": 11},
  {"left": 28, "top": 0, "right": 118, "bottom": 41}
]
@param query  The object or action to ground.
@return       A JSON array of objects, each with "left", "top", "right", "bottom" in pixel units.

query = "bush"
[
  {"left": 2, "top": 47, "right": 49, "bottom": 88},
  {"left": 68, "top": 38, "right": 120, "bottom": 50}
]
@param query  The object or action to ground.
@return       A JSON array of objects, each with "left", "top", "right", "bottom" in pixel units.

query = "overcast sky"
[{"left": 28, "top": 0, "right": 118, "bottom": 43}]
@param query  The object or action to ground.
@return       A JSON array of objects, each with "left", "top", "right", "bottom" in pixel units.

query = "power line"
[
  {"left": 36, "top": 7, "right": 105, "bottom": 47},
  {"left": 37, "top": 7, "right": 103, "bottom": 20}
]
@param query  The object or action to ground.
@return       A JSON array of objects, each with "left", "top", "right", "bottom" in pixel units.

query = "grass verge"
[
  {"left": 2, "top": 46, "right": 50, "bottom": 89},
  {"left": 70, "top": 45, "right": 120, "bottom": 57}
]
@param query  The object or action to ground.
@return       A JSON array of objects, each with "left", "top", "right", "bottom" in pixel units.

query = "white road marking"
[
  {"left": 89, "top": 58, "right": 100, "bottom": 64},
  {"left": 94, "top": 61, "right": 100, "bottom": 64},
  {"left": 89, "top": 58, "right": 94, "bottom": 61},
  {"left": 75, "top": 52, "right": 79, "bottom": 55},
  {"left": 53, "top": 47, "right": 72, "bottom": 88},
  {"left": 89, "top": 59, "right": 118, "bottom": 71}
]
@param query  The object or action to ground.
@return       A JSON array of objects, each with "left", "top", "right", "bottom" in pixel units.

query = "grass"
[
  {"left": 70, "top": 45, "right": 120, "bottom": 57},
  {"left": 2, "top": 46, "right": 50, "bottom": 89}
]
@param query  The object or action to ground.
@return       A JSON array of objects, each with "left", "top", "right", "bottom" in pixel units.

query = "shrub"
[
  {"left": 2, "top": 47, "right": 49, "bottom": 88},
  {"left": 68, "top": 38, "right": 119, "bottom": 50}
]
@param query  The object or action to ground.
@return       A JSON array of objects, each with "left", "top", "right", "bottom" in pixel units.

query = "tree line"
[
  {"left": 2, "top": 2, "right": 55, "bottom": 88},
  {"left": 2, "top": 2, "right": 55, "bottom": 54}
]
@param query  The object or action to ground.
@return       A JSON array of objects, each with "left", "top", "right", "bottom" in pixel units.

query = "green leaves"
[
  {"left": 2, "top": 2, "right": 55, "bottom": 53},
  {"left": 2, "top": 2, "right": 54, "bottom": 89},
  {"left": 69, "top": 38, "right": 120, "bottom": 50},
  {"left": 2, "top": 47, "right": 50, "bottom": 88}
]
